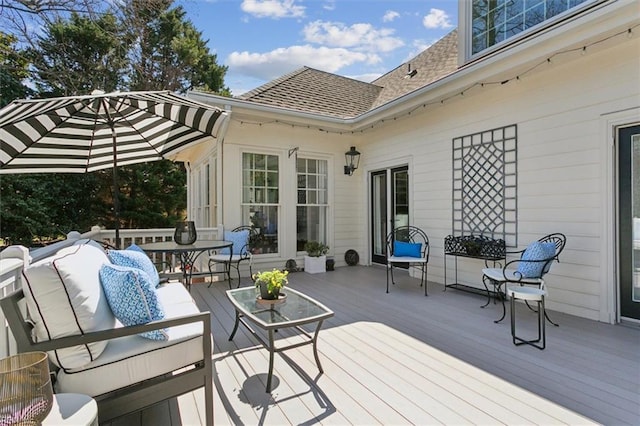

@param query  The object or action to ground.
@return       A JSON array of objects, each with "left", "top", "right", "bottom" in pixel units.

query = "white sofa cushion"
[
  {"left": 22, "top": 244, "right": 116, "bottom": 369},
  {"left": 54, "top": 282, "right": 208, "bottom": 397}
]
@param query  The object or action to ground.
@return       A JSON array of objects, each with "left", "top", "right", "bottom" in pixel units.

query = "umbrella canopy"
[{"left": 0, "top": 90, "right": 229, "bottom": 244}]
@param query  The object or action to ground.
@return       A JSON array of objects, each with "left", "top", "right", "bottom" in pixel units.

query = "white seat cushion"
[
  {"left": 22, "top": 244, "right": 115, "bottom": 369},
  {"left": 507, "top": 286, "right": 546, "bottom": 301},
  {"left": 209, "top": 253, "right": 243, "bottom": 262},
  {"left": 55, "top": 283, "right": 208, "bottom": 397},
  {"left": 482, "top": 267, "right": 543, "bottom": 285},
  {"left": 388, "top": 256, "right": 427, "bottom": 264}
]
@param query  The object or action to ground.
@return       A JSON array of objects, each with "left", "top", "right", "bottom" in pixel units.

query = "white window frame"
[{"left": 296, "top": 157, "right": 329, "bottom": 252}]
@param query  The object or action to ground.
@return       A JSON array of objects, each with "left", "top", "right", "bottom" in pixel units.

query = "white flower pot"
[{"left": 304, "top": 255, "right": 326, "bottom": 274}]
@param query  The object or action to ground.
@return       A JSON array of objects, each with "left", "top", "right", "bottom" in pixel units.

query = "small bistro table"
[
  {"left": 138, "top": 240, "right": 232, "bottom": 290},
  {"left": 226, "top": 286, "right": 334, "bottom": 392}
]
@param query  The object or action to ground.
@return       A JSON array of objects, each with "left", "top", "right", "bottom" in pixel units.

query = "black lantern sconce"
[{"left": 344, "top": 146, "right": 361, "bottom": 176}]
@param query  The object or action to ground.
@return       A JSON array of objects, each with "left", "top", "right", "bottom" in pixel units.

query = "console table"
[{"left": 444, "top": 235, "right": 506, "bottom": 299}]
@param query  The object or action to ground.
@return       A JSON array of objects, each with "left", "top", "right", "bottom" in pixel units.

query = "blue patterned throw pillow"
[
  {"left": 517, "top": 242, "right": 556, "bottom": 278},
  {"left": 220, "top": 230, "right": 250, "bottom": 255},
  {"left": 393, "top": 241, "right": 422, "bottom": 258},
  {"left": 99, "top": 264, "right": 167, "bottom": 341},
  {"left": 108, "top": 248, "right": 160, "bottom": 288}
]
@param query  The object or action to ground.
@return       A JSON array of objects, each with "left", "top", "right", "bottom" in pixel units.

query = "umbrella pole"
[{"left": 111, "top": 125, "right": 121, "bottom": 249}]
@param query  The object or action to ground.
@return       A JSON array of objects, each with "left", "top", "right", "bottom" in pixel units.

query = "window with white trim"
[
  {"left": 242, "top": 152, "right": 279, "bottom": 254},
  {"left": 296, "top": 158, "right": 328, "bottom": 251},
  {"left": 471, "top": 0, "right": 592, "bottom": 56},
  {"left": 193, "top": 162, "right": 213, "bottom": 227}
]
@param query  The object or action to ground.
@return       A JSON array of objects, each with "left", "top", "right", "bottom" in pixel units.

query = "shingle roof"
[
  {"left": 370, "top": 30, "right": 458, "bottom": 109},
  {"left": 237, "top": 68, "right": 383, "bottom": 119},
  {"left": 236, "top": 30, "right": 459, "bottom": 118}
]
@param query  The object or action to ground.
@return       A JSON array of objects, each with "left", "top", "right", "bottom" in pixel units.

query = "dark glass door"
[
  {"left": 619, "top": 125, "right": 640, "bottom": 320},
  {"left": 371, "top": 166, "right": 409, "bottom": 265}
]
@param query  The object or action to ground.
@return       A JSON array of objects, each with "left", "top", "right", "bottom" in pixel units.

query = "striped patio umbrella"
[{"left": 0, "top": 90, "right": 229, "bottom": 244}]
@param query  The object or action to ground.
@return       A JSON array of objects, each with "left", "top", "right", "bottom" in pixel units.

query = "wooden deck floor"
[{"left": 112, "top": 266, "right": 640, "bottom": 426}]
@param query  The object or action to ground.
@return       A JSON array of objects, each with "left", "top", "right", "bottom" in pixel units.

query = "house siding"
[
  {"left": 185, "top": 2, "right": 638, "bottom": 323},
  {"left": 361, "top": 37, "right": 640, "bottom": 321},
  {"left": 217, "top": 120, "right": 366, "bottom": 271}
]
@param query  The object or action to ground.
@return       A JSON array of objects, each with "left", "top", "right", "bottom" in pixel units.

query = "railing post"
[{"left": 0, "top": 245, "right": 30, "bottom": 358}]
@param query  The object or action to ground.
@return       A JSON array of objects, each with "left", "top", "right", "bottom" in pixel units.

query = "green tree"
[
  {"left": 0, "top": 174, "right": 106, "bottom": 246},
  {"left": 0, "top": 31, "right": 33, "bottom": 107},
  {"left": 125, "top": 0, "right": 229, "bottom": 94},
  {"left": 0, "top": 0, "right": 230, "bottom": 246},
  {"left": 28, "top": 11, "right": 130, "bottom": 96}
]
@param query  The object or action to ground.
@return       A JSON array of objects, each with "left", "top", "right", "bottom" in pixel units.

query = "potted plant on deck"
[
  {"left": 303, "top": 241, "right": 329, "bottom": 274},
  {"left": 253, "top": 269, "right": 288, "bottom": 300}
]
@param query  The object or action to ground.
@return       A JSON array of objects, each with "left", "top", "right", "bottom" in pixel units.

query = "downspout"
[{"left": 217, "top": 105, "right": 232, "bottom": 227}]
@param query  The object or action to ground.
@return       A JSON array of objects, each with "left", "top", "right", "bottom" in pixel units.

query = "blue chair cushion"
[
  {"left": 108, "top": 248, "right": 160, "bottom": 288},
  {"left": 517, "top": 241, "right": 556, "bottom": 278},
  {"left": 393, "top": 241, "right": 422, "bottom": 258},
  {"left": 220, "top": 229, "right": 250, "bottom": 256},
  {"left": 99, "top": 264, "right": 167, "bottom": 341},
  {"left": 126, "top": 243, "right": 145, "bottom": 254}
]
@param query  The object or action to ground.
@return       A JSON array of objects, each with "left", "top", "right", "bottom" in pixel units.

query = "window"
[
  {"left": 296, "top": 158, "right": 328, "bottom": 251},
  {"left": 242, "top": 153, "right": 279, "bottom": 254},
  {"left": 193, "top": 162, "right": 213, "bottom": 227},
  {"left": 471, "top": 0, "right": 591, "bottom": 55}
]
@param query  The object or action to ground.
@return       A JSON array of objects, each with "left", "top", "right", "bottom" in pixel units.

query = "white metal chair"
[
  {"left": 208, "top": 225, "right": 255, "bottom": 288},
  {"left": 482, "top": 233, "right": 566, "bottom": 325},
  {"left": 385, "top": 226, "right": 430, "bottom": 295}
]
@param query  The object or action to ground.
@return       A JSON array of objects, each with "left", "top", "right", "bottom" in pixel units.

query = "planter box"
[{"left": 304, "top": 255, "right": 326, "bottom": 274}]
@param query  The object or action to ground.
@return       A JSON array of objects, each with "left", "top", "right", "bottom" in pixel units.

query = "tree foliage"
[
  {"left": 0, "top": 31, "right": 33, "bottom": 107},
  {"left": 28, "top": 12, "right": 131, "bottom": 96},
  {"left": 0, "top": 0, "right": 229, "bottom": 247}
]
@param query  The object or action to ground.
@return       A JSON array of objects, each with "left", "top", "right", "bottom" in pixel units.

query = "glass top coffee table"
[{"left": 226, "top": 286, "right": 334, "bottom": 392}]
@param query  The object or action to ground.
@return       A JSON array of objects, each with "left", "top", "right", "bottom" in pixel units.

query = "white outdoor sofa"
[{"left": 0, "top": 242, "right": 213, "bottom": 425}]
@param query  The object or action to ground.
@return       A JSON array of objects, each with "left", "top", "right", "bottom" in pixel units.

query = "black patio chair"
[
  {"left": 482, "top": 233, "right": 566, "bottom": 325},
  {"left": 386, "top": 225, "right": 430, "bottom": 296},
  {"left": 208, "top": 225, "right": 257, "bottom": 289}
]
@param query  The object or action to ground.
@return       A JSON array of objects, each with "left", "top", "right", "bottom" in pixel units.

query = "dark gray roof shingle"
[
  {"left": 370, "top": 30, "right": 458, "bottom": 108},
  {"left": 238, "top": 68, "right": 382, "bottom": 119},
  {"left": 236, "top": 30, "right": 459, "bottom": 118}
]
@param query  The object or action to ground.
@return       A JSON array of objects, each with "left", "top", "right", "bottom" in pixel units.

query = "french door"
[
  {"left": 371, "top": 166, "right": 409, "bottom": 265},
  {"left": 618, "top": 125, "right": 640, "bottom": 321}
]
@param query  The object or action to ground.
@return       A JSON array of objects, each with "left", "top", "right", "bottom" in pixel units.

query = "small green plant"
[
  {"left": 253, "top": 269, "right": 289, "bottom": 296},
  {"left": 304, "top": 241, "right": 329, "bottom": 257}
]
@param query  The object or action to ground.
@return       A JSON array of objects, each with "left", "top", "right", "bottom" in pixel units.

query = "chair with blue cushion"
[
  {"left": 386, "top": 225, "right": 430, "bottom": 295},
  {"left": 208, "top": 225, "right": 256, "bottom": 289},
  {"left": 482, "top": 233, "right": 566, "bottom": 327}
]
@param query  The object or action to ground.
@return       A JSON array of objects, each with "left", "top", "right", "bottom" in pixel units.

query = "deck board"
[{"left": 111, "top": 265, "right": 639, "bottom": 425}]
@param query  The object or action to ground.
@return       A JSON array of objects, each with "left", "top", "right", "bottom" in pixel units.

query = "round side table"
[{"left": 43, "top": 393, "right": 98, "bottom": 426}]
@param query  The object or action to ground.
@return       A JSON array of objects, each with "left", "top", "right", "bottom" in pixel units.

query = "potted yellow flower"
[{"left": 253, "top": 269, "right": 288, "bottom": 300}]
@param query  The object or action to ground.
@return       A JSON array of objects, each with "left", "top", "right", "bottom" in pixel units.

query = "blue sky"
[{"left": 177, "top": 0, "right": 459, "bottom": 95}]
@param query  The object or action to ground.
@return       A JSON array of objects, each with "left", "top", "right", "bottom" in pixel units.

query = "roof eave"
[{"left": 188, "top": 0, "right": 638, "bottom": 132}]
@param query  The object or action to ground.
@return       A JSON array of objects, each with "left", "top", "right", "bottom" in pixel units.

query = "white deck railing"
[{"left": 0, "top": 225, "right": 222, "bottom": 359}]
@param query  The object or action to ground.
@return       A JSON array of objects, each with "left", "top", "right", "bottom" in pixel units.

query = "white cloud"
[
  {"left": 403, "top": 39, "right": 436, "bottom": 62},
  {"left": 240, "top": 0, "right": 305, "bottom": 19},
  {"left": 422, "top": 8, "right": 453, "bottom": 29},
  {"left": 323, "top": 0, "right": 336, "bottom": 11},
  {"left": 227, "top": 45, "right": 377, "bottom": 81},
  {"left": 382, "top": 10, "right": 400, "bottom": 23},
  {"left": 303, "top": 20, "right": 404, "bottom": 53},
  {"left": 347, "top": 72, "right": 383, "bottom": 83}
]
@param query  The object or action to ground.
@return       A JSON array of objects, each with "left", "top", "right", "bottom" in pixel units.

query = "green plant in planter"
[
  {"left": 304, "top": 241, "right": 329, "bottom": 257},
  {"left": 253, "top": 269, "right": 288, "bottom": 299}
]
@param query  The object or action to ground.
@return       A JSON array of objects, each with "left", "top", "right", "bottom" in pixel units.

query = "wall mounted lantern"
[{"left": 344, "top": 146, "right": 361, "bottom": 176}]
